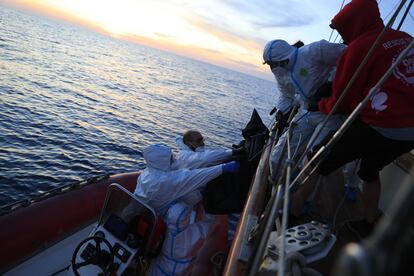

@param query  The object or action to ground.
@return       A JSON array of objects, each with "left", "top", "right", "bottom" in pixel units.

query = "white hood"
[
  {"left": 263, "top": 39, "right": 295, "bottom": 63},
  {"left": 134, "top": 145, "right": 223, "bottom": 214},
  {"left": 143, "top": 144, "right": 174, "bottom": 171}
]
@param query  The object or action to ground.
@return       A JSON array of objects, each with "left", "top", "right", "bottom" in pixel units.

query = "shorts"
[{"left": 315, "top": 119, "right": 414, "bottom": 182}]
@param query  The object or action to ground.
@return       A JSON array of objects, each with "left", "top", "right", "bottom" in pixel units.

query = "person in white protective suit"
[
  {"left": 147, "top": 202, "right": 216, "bottom": 276},
  {"left": 263, "top": 39, "right": 347, "bottom": 184},
  {"left": 135, "top": 144, "right": 239, "bottom": 275},
  {"left": 174, "top": 130, "right": 234, "bottom": 206},
  {"left": 175, "top": 130, "right": 234, "bottom": 170},
  {"left": 134, "top": 144, "right": 240, "bottom": 215},
  {"left": 270, "top": 41, "right": 304, "bottom": 136},
  {"left": 176, "top": 130, "right": 244, "bottom": 248}
]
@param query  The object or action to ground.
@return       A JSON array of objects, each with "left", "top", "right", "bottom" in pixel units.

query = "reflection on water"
[{"left": 0, "top": 6, "right": 276, "bottom": 205}]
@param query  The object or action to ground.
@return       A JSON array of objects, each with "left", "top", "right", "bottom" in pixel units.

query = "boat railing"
[{"left": 0, "top": 173, "right": 110, "bottom": 216}]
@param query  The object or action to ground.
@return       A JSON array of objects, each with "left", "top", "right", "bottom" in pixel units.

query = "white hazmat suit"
[
  {"left": 147, "top": 202, "right": 215, "bottom": 276},
  {"left": 263, "top": 39, "right": 346, "bottom": 179},
  {"left": 272, "top": 61, "right": 298, "bottom": 115},
  {"left": 134, "top": 144, "right": 224, "bottom": 214},
  {"left": 175, "top": 136, "right": 238, "bottom": 248}
]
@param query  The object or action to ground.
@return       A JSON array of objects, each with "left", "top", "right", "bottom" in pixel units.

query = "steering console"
[{"left": 71, "top": 236, "right": 115, "bottom": 276}]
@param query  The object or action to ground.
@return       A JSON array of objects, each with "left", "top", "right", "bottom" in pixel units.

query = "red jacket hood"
[{"left": 331, "top": 0, "right": 384, "bottom": 44}]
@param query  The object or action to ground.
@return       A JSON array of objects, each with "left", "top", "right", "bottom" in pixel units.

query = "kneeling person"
[{"left": 147, "top": 202, "right": 216, "bottom": 276}]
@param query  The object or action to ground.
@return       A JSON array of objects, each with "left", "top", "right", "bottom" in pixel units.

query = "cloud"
[
  {"left": 169, "top": 0, "right": 315, "bottom": 38},
  {"left": 224, "top": 0, "right": 315, "bottom": 28},
  {"left": 186, "top": 16, "right": 264, "bottom": 50},
  {"left": 154, "top": 32, "right": 174, "bottom": 40}
]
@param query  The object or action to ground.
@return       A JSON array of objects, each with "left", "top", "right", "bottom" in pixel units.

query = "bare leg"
[{"left": 362, "top": 178, "right": 381, "bottom": 223}]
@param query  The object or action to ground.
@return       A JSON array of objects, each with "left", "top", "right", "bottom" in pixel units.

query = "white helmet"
[{"left": 263, "top": 39, "right": 295, "bottom": 63}]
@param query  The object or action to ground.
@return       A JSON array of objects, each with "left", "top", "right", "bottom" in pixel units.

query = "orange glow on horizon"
[{"left": 3, "top": 0, "right": 270, "bottom": 80}]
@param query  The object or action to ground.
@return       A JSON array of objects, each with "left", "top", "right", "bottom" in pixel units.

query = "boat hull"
[{"left": 0, "top": 172, "right": 139, "bottom": 273}]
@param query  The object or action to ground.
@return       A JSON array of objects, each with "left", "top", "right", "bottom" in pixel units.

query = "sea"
[{"left": 0, "top": 6, "right": 276, "bottom": 206}]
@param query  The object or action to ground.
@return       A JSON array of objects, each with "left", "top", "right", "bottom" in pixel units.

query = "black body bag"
[{"left": 202, "top": 109, "right": 269, "bottom": 214}]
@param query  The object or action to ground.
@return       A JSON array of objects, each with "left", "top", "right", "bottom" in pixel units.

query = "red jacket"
[{"left": 319, "top": 0, "right": 414, "bottom": 128}]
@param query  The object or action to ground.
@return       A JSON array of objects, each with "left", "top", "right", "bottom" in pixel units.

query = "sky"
[{"left": 2, "top": 0, "right": 414, "bottom": 80}]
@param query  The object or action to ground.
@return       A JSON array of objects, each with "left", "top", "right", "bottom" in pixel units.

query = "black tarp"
[{"left": 202, "top": 109, "right": 269, "bottom": 214}]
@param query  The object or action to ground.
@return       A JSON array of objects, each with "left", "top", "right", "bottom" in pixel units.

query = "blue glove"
[
  {"left": 345, "top": 186, "right": 358, "bottom": 202},
  {"left": 222, "top": 161, "right": 240, "bottom": 173}
]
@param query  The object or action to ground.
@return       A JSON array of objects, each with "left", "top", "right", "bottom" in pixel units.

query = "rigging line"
[
  {"left": 332, "top": 159, "right": 360, "bottom": 230},
  {"left": 249, "top": 121, "right": 304, "bottom": 275},
  {"left": 248, "top": 129, "right": 305, "bottom": 276},
  {"left": 383, "top": 0, "right": 400, "bottom": 23},
  {"left": 249, "top": 106, "right": 302, "bottom": 164},
  {"left": 397, "top": 0, "right": 414, "bottom": 30},
  {"left": 290, "top": 38, "right": 414, "bottom": 194},
  {"left": 291, "top": 133, "right": 303, "bottom": 162},
  {"left": 408, "top": 10, "right": 414, "bottom": 21},
  {"left": 256, "top": 108, "right": 309, "bottom": 168},
  {"left": 273, "top": 132, "right": 303, "bottom": 233},
  {"left": 333, "top": 31, "right": 342, "bottom": 44},
  {"left": 329, "top": 0, "right": 347, "bottom": 42},
  {"left": 291, "top": 0, "right": 408, "bottom": 176},
  {"left": 278, "top": 129, "right": 293, "bottom": 276},
  {"left": 247, "top": 114, "right": 299, "bottom": 276},
  {"left": 328, "top": 29, "right": 335, "bottom": 42},
  {"left": 262, "top": 125, "right": 300, "bottom": 222},
  {"left": 247, "top": 181, "right": 283, "bottom": 275},
  {"left": 247, "top": 127, "right": 295, "bottom": 276},
  {"left": 273, "top": 128, "right": 309, "bottom": 193}
]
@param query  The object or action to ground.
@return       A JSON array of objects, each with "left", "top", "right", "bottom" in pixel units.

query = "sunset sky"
[{"left": 2, "top": 0, "right": 414, "bottom": 79}]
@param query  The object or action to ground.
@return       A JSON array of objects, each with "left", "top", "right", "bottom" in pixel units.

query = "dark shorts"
[{"left": 316, "top": 119, "right": 414, "bottom": 182}]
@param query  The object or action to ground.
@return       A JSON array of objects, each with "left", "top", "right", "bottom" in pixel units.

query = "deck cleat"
[{"left": 267, "top": 221, "right": 336, "bottom": 264}]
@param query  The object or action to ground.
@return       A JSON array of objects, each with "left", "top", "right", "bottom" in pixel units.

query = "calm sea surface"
[{"left": 0, "top": 6, "right": 276, "bottom": 206}]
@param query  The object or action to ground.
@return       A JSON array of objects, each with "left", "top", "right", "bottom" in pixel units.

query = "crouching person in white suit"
[
  {"left": 134, "top": 144, "right": 240, "bottom": 275},
  {"left": 175, "top": 130, "right": 242, "bottom": 205},
  {"left": 134, "top": 144, "right": 240, "bottom": 214},
  {"left": 147, "top": 202, "right": 215, "bottom": 276}
]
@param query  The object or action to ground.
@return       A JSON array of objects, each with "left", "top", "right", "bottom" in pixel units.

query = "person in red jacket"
[{"left": 291, "top": 0, "right": 414, "bottom": 234}]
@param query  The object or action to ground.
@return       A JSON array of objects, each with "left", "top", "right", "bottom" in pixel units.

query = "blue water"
[{"left": 0, "top": 6, "right": 276, "bottom": 206}]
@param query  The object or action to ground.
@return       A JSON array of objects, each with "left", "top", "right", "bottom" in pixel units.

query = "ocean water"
[{"left": 0, "top": 6, "right": 276, "bottom": 206}]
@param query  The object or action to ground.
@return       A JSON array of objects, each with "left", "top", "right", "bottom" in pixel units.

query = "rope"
[
  {"left": 397, "top": 0, "right": 414, "bottom": 30},
  {"left": 278, "top": 127, "right": 293, "bottom": 276},
  {"left": 137, "top": 257, "right": 150, "bottom": 276},
  {"left": 383, "top": 1, "right": 401, "bottom": 23},
  {"left": 269, "top": 111, "right": 309, "bottom": 184},
  {"left": 211, "top": 251, "right": 225, "bottom": 276},
  {"left": 328, "top": 0, "right": 347, "bottom": 42},
  {"left": 285, "top": 252, "right": 322, "bottom": 276}
]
